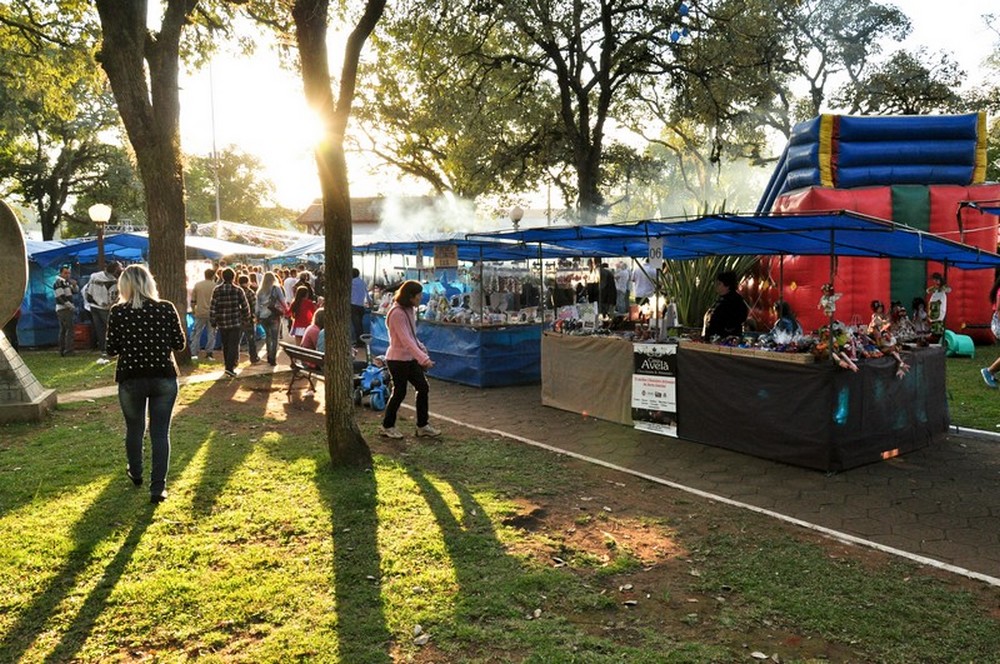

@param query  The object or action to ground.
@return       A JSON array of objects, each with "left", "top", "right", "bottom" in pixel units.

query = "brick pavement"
[{"left": 422, "top": 379, "right": 1000, "bottom": 585}]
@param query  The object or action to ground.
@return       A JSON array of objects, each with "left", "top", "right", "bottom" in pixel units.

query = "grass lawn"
[
  {"left": 19, "top": 348, "right": 225, "bottom": 393},
  {"left": 1, "top": 352, "right": 998, "bottom": 662}
]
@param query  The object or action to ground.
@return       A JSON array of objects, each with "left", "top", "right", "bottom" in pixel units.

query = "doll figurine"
[
  {"left": 819, "top": 283, "right": 842, "bottom": 317},
  {"left": 926, "top": 272, "right": 950, "bottom": 340},
  {"left": 911, "top": 297, "right": 930, "bottom": 337}
]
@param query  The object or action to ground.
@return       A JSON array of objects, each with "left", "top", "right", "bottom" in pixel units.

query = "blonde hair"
[
  {"left": 117, "top": 264, "right": 160, "bottom": 309},
  {"left": 259, "top": 270, "right": 277, "bottom": 292}
]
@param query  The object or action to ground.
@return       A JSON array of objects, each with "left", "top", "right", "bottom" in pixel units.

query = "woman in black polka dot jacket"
[{"left": 105, "top": 264, "right": 187, "bottom": 504}]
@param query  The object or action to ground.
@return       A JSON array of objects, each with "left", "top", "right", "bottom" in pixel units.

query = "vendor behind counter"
[{"left": 703, "top": 270, "right": 749, "bottom": 339}]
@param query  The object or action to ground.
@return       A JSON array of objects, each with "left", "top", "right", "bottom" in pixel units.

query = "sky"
[{"left": 176, "top": 2, "right": 999, "bottom": 213}]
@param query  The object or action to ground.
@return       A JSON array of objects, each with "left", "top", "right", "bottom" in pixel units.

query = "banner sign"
[
  {"left": 631, "top": 342, "right": 677, "bottom": 437},
  {"left": 433, "top": 244, "right": 459, "bottom": 268}
]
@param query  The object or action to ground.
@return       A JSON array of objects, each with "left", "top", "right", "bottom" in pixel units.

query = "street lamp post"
[
  {"left": 509, "top": 205, "right": 524, "bottom": 232},
  {"left": 88, "top": 203, "right": 112, "bottom": 271}
]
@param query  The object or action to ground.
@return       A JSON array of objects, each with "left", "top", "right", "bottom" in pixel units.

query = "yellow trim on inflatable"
[
  {"left": 818, "top": 114, "right": 835, "bottom": 187},
  {"left": 974, "top": 111, "right": 987, "bottom": 184}
]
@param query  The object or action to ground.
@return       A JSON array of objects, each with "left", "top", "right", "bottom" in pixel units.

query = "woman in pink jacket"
[{"left": 381, "top": 280, "right": 441, "bottom": 439}]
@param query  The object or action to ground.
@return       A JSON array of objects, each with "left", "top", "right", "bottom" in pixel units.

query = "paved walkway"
[{"left": 62, "top": 364, "right": 1000, "bottom": 586}]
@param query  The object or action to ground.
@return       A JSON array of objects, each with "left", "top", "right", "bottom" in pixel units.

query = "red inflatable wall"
[
  {"left": 771, "top": 184, "right": 1000, "bottom": 340},
  {"left": 927, "top": 185, "right": 1000, "bottom": 341},
  {"left": 771, "top": 187, "right": 892, "bottom": 333}
]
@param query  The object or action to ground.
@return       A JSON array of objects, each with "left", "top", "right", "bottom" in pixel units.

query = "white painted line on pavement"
[{"left": 416, "top": 406, "right": 1000, "bottom": 589}]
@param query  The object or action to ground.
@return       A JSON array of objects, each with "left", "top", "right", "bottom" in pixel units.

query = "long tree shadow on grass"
[
  {"left": 0, "top": 402, "right": 129, "bottom": 523},
  {"left": 0, "top": 374, "right": 275, "bottom": 660},
  {"left": 403, "top": 466, "right": 536, "bottom": 633},
  {"left": 181, "top": 374, "right": 278, "bottom": 516},
  {"left": 0, "top": 478, "right": 159, "bottom": 661},
  {"left": 313, "top": 463, "right": 392, "bottom": 664}
]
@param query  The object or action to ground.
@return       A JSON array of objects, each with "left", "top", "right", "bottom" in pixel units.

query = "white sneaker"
[
  {"left": 380, "top": 427, "right": 404, "bottom": 439},
  {"left": 415, "top": 425, "right": 441, "bottom": 438}
]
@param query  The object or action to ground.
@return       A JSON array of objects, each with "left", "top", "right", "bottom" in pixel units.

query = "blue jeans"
[
  {"left": 240, "top": 323, "right": 259, "bottom": 362},
  {"left": 261, "top": 316, "right": 280, "bottom": 364},
  {"left": 118, "top": 377, "right": 178, "bottom": 495},
  {"left": 91, "top": 307, "right": 109, "bottom": 352},
  {"left": 191, "top": 316, "right": 216, "bottom": 356}
]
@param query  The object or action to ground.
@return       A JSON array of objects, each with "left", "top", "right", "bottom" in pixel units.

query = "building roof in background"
[{"left": 295, "top": 196, "right": 439, "bottom": 234}]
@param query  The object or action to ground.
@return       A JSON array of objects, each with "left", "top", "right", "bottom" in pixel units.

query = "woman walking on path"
[
  {"left": 380, "top": 280, "right": 441, "bottom": 439},
  {"left": 105, "top": 265, "right": 187, "bottom": 503},
  {"left": 255, "top": 271, "right": 286, "bottom": 366}
]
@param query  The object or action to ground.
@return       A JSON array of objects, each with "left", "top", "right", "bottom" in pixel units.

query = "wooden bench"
[{"left": 279, "top": 341, "right": 324, "bottom": 397}]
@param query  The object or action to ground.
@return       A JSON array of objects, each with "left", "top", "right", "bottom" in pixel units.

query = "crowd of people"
[{"left": 47, "top": 259, "right": 444, "bottom": 505}]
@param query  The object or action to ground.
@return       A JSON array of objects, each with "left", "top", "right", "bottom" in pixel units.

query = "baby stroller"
[{"left": 353, "top": 334, "right": 391, "bottom": 411}]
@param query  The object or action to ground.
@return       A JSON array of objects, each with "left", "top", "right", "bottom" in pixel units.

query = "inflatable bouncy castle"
[{"left": 758, "top": 113, "right": 1000, "bottom": 340}]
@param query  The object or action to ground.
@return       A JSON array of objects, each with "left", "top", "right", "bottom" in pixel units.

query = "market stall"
[
  {"left": 480, "top": 211, "right": 1000, "bottom": 470},
  {"left": 541, "top": 332, "right": 633, "bottom": 424},
  {"left": 355, "top": 234, "right": 584, "bottom": 387}
]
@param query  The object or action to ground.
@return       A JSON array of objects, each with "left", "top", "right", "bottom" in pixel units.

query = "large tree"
[
  {"left": 833, "top": 48, "right": 965, "bottom": 116},
  {"left": 283, "top": 0, "right": 385, "bottom": 466},
  {"left": 360, "top": 0, "right": 698, "bottom": 225},
  {"left": 355, "top": 9, "right": 560, "bottom": 201},
  {"left": 92, "top": 0, "right": 196, "bottom": 329}
]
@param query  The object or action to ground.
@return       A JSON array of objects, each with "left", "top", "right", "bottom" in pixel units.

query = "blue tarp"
[
  {"left": 30, "top": 232, "right": 276, "bottom": 268},
  {"left": 353, "top": 232, "right": 583, "bottom": 261},
  {"left": 18, "top": 233, "right": 275, "bottom": 347},
  {"left": 467, "top": 211, "right": 1000, "bottom": 270},
  {"left": 369, "top": 316, "right": 542, "bottom": 387}
]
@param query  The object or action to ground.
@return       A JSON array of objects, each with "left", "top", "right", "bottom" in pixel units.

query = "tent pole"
[
  {"left": 538, "top": 243, "right": 545, "bottom": 328},
  {"left": 829, "top": 230, "right": 836, "bottom": 365}
]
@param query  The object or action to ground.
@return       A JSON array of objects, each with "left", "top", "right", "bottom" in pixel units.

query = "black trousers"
[
  {"left": 382, "top": 359, "right": 429, "bottom": 429},
  {"left": 219, "top": 327, "right": 242, "bottom": 372},
  {"left": 350, "top": 305, "right": 365, "bottom": 344}
]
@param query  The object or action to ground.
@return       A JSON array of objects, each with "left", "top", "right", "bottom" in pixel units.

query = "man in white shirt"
[{"left": 83, "top": 261, "right": 122, "bottom": 354}]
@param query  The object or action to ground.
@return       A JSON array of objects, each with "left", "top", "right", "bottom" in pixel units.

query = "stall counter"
[
  {"left": 541, "top": 332, "right": 633, "bottom": 425},
  {"left": 540, "top": 333, "right": 948, "bottom": 471},
  {"left": 369, "top": 315, "right": 542, "bottom": 388}
]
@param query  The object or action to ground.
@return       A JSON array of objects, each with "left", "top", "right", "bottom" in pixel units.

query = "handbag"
[
  {"left": 991, "top": 311, "right": 1000, "bottom": 340},
  {"left": 266, "top": 287, "right": 286, "bottom": 318}
]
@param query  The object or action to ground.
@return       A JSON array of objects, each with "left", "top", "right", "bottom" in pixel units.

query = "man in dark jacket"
[
  {"left": 210, "top": 267, "right": 251, "bottom": 377},
  {"left": 598, "top": 263, "right": 618, "bottom": 317},
  {"left": 704, "top": 270, "right": 749, "bottom": 340}
]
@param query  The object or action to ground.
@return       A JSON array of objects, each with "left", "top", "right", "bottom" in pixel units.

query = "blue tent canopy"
[
  {"left": 268, "top": 236, "right": 326, "bottom": 264},
  {"left": 352, "top": 232, "right": 583, "bottom": 261},
  {"left": 30, "top": 232, "right": 276, "bottom": 268},
  {"left": 467, "top": 211, "right": 1000, "bottom": 271}
]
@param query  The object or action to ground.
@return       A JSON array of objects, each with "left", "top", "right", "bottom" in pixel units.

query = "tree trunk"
[
  {"left": 293, "top": 0, "right": 385, "bottom": 467},
  {"left": 94, "top": 0, "right": 190, "bottom": 349}
]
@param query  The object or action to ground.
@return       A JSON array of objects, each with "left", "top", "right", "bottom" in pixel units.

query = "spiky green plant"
[{"left": 661, "top": 255, "right": 759, "bottom": 328}]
